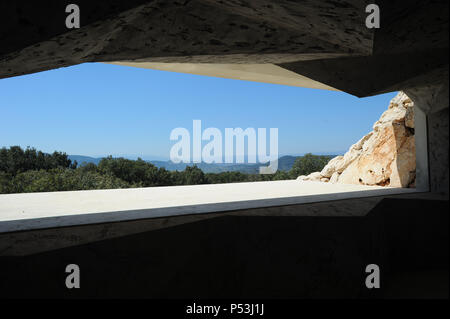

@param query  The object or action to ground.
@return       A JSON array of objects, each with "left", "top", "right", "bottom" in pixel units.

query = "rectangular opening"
[{"left": 0, "top": 62, "right": 424, "bottom": 233}]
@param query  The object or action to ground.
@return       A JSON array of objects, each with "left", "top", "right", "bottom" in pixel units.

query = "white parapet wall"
[{"left": 0, "top": 180, "right": 418, "bottom": 234}]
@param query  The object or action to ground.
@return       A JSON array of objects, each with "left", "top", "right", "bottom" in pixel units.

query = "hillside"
[
  {"left": 69, "top": 155, "right": 312, "bottom": 174},
  {"left": 68, "top": 155, "right": 103, "bottom": 166}
]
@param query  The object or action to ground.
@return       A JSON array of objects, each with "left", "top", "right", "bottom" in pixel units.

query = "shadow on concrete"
[{"left": 0, "top": 198, "right": 447, "bottom": 299}]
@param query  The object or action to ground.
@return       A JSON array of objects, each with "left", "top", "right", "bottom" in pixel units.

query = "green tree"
[
  {"left": 170, "top": 166, "right": 209, "bottom": 185},
  {"left": 289, "top": 153, "right": 332, "bottom": 177},
  {"left": 0, "top": 146, "right": 74, "bottom": 175}
]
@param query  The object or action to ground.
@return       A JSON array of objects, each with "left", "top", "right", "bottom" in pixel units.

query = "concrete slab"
[
  {"left": 107, "top": 62, "right": 340, "bottom": 91},
  {"left": 0, "top": 181, "right": 417, "bottom": 233}
]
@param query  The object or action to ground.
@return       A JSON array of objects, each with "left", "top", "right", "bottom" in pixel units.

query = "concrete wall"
[
  {"left": 405, "top": 82, "right": 449, "bottom": 196},
  {"left": 0, "top": 192, "right": 447, "bottom": 298},
  {"left": 428, "top": 108, "right": 449, "bottom": 195}
]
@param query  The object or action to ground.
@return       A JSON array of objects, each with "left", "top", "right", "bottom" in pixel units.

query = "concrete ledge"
[
  {"left": 107, "top": 62, "right": 340, "bottom": 91},
  {"left": 0, "top": 180, "right": 417, "bottom": 234}
]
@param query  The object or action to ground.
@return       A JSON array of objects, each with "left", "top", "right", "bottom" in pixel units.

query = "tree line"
[{"left": 0, "top": 146, "right": 332, "bottom": 194}]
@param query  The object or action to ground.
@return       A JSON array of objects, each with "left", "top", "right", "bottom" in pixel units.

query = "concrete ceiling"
[
  {"left": 107, "top": 62, "right": 340, "bottom": 91},
  {"left": 0, "top": 0, "right": 448, "bottom": 98}
]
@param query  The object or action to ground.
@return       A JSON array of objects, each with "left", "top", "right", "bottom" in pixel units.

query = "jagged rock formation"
[{"left": 297, "top": 92, "right": 416, "bottom": 187}]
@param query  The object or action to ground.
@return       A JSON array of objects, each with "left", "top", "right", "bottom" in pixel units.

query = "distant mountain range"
[
  {"left": 68, "top": 155, "right": 305, "bottom": 174},
  {"left": 69, "top": 155, "right": 103, "bottom": 166},
  {"left": 151, "top": 156, "right": 299, "bottom": 173}
]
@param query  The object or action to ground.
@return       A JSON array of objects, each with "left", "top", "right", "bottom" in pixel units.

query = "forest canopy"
[{"left": 0, "top": 146, "right": 333, "bottom": 194}]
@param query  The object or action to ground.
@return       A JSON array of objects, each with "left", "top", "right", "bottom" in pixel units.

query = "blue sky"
[{"left": 0, "top": 63, "right": 397, "bottom": 160}]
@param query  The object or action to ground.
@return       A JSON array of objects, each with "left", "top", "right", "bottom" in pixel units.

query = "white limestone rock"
[
  {"left": 320, "top": 156, "right": 344, "bottom": 178},
  {"left": 329, "top": 172, "right": 340, "bottom": 183},
  {"left": 298, "top": 91, "right": 416, "bottom": 188},
  {"left": 297, "top": 172, "right": 322, "bottom": 182}
]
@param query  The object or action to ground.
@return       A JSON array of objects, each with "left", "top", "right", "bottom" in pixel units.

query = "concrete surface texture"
[
  {"left": 404, "top": 82, "right": 449, "bottom": 194},
  {"left": 0, "top": 1, "right": 448, "bottom": 98},
  {"left": 0, "top": 195, "right": 448, "bottom": 298},
  {"left": 0, "top": 180, "right": 416, "bottom": 233},
  {"left": 0, "top": 191, "right": 443, "bottom": 257},
  {"left": 107, "top": 62, "right": 340, "bottom": 90}
]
